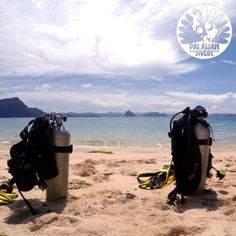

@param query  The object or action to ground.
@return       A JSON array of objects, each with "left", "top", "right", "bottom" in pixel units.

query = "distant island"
[
  {"left": 63, "top": 110, "right": 167, "bottom": 117},
  {"left": 124, "top": 110, "right": 135, "bottom": 117},
  {"left": 0, "top": 97, "right": 235, "bottom": 118},
  {"left": 0, "top": 97, "right": 168, "bottom": 118},
  {"left": 0, "top": 97, "right": 44, "bottom": 117}
]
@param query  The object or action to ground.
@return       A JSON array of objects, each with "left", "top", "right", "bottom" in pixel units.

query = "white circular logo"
[{"left": 176, "top": 4, "right": 232, "bottom": 59}]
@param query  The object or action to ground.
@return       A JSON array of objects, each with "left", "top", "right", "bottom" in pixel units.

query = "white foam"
[{"left": 1, "top": 140, "right": 10, "bottom": 144}]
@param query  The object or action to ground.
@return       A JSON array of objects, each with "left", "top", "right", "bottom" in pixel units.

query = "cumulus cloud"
[
  {"left": 2, "top": 0, "right": 234, "bottom": 78},
  {"left": 0, "top": 0, "right": 235, "bottom": 113},
  {"left": 3, "top": 83, "right": 235, "bottom": 113},
  {"left": 166, "top": 91, "right": 236, "bottom": 112},
  {"left": 166, "top": 91, "right": 236, "bottom": 102},
  {"left": 81, "top": 83, "right": 93, "bottom": 88}
]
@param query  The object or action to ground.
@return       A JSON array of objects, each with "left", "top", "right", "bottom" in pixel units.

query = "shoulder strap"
[
  {"left": 20, "top": 119, "right": 35, "bottom": 140},
  {"left": 168, "top": 107, "right": 190, "bottom": 137},
  {"left": 167, "top": 107, "right": 195, "bottom": 204}
]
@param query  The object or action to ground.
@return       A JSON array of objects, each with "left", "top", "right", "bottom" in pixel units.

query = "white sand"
[{"left": 0, "top": 144, "right": 236, "bottom": 236}]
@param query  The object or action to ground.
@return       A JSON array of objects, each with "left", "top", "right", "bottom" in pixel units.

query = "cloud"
[
  {"left": 220, "top": 60, "right": 236, "bottom": 65},
  {"left": 81, "top": 83, "right": 93, "bottom": 88},
  {"left": 166, "top": 91, "right": 236, "bottom": 102},
  {"left": 0, "top": 0, "right": 235, "bottom": 114},
  {"left": 166, "top": 91, "right": 236, "bottom": 112},
  {"left": 1, "top": 0, "right": 224, "bottom": 78},
  {"left": 3, "top": 80, "right": 235, "bottom": 113},
  {"left": 209, "top": 59, "right": 236, "bottom": 66},
  {"left": 34, "top": 84, "right": 51, "bottom": 92},
  {"left": 1, "top": 0, "right": 235, "bottom": 79}
]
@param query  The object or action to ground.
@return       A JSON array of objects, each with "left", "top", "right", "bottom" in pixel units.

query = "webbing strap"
[
  {"left": 1, "top": 179, "right": 37, "bottom": 215},
  {"left": 167, "top": 187, "right": 178, "bottom": 204},
  {"left": 18, "top": 189, "right": 37, "bottom": 215},
  {"left": 53, "top": 145, "right": 73, "bottom": 153},
  {"left": 137, "top": 172, "right": 159, "bottom": 184},
  {"left": 196, "top": 138, "right": 212, "bottom": 146}
]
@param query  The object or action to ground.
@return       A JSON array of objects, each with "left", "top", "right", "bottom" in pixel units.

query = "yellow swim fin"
[
  {"left": 0, "top": 190, "right": 18, "bottom": 200},
  {"left": 0, "top": 194, "right": 13, "bottom": 205},
  {"left": 137, "top": 165, "right": 175, "bottom": 190},
  {"left": 0, "top": 188, "right": 18, "bottom": 205}
]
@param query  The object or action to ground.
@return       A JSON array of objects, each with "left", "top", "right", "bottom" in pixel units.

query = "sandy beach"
[
  {"left": 0, "top": 0, "right": 235, "bottom": 235},
  {"left": 0, "top": 144, "right": 236, "bottom": 236}
]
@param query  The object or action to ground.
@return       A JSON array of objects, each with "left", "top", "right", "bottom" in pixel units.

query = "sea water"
[{"left": 0, "top": 116, "right": 235, "bottom": 151}]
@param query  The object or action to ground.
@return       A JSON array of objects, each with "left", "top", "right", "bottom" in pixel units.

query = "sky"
[{"left": 0, "top": 0, "right": 235, "bottom": 113}]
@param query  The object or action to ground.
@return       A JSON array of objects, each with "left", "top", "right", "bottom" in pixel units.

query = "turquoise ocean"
[{"left": 0, "top": 116, "right": 235, "bottom": 151}]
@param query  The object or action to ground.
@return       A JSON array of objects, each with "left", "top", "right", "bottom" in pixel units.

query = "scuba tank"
[
  {"left": 168, "top": 106, "right": 212, "bottom": 203},
  {"left": 46, "top": 114, "right": 73, "bottom": 201},
  {"left": 193, "top": 120, "right": 211, "bottom": 194},
  {"left": 168, "top": 106, "right": 225, "bottom": 204},
  {"left": 191, "top": 106, "right": 211, "bottom": 194}
]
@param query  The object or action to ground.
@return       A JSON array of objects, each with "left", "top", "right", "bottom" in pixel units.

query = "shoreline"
[{"left": 1, "top": 141, "right": 235, "bottom": 154}]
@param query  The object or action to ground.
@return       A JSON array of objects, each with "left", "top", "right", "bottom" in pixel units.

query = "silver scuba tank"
[
  {"left": 46, "top": 114, "right": 72, "bottom": 202},
  {"left": 193, "top": 118, "right": 211, "bottom": 194}
]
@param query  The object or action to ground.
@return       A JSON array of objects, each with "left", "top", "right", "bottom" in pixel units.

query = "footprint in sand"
[
  {"left": 67, "top": 193, "right": 79, "bottom": 203},
  {"left": 125, "top": 191, "right": 136, "bottom": 199},
  {"left": 0, "top": 230, "right": 7, "bottom": 236},
  {"left": 92, "top": 174, "right": 110, "bottom": 183},
  {"left": 220, "top": 196, "right": 236, "bottom": 216},
  {"left": 98, "top": 189, "right": 123, "bottom": 198},
  {"left": 99, "top": 190, "right": 123, "bottom": 206},
  {"left": 166, "top": 225, "right": 204, "bottom": 236},
  {"left": 29, "top": 213, "right": 60, "bottom": 232},
  {"left": 29, "top": 213, "right": 80, "bottom": 232},
  {"left": 218, "top": 190, "right": 229, "bottom": 195},
  {"left": 99, "top": 190, "right": 137, "bottom": 207},
  {"left": 136, "top": 158, "right": 157, "bottom": 164},
  {"left": 223, "top": 208, "right": 236, "bottom": 216},
  {"left": 122, "top": 169, "right": 138, "bottom": 176},
  {"left": 105, "top": 160, "right": 125, "bottom": 168},
  {"left": 72, "top": 160, "right": 96, "bottom": 177},
  {"left": 69, "top": 179, "right": 91, "bottom": 190}
]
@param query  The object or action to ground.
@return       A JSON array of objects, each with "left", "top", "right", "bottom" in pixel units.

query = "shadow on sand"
[
  {"left": 175, "top": 188, "right": 220, "bottom": 213},
  {"left": 4, "top": 197, "right": 67, "bottom": 224}
]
